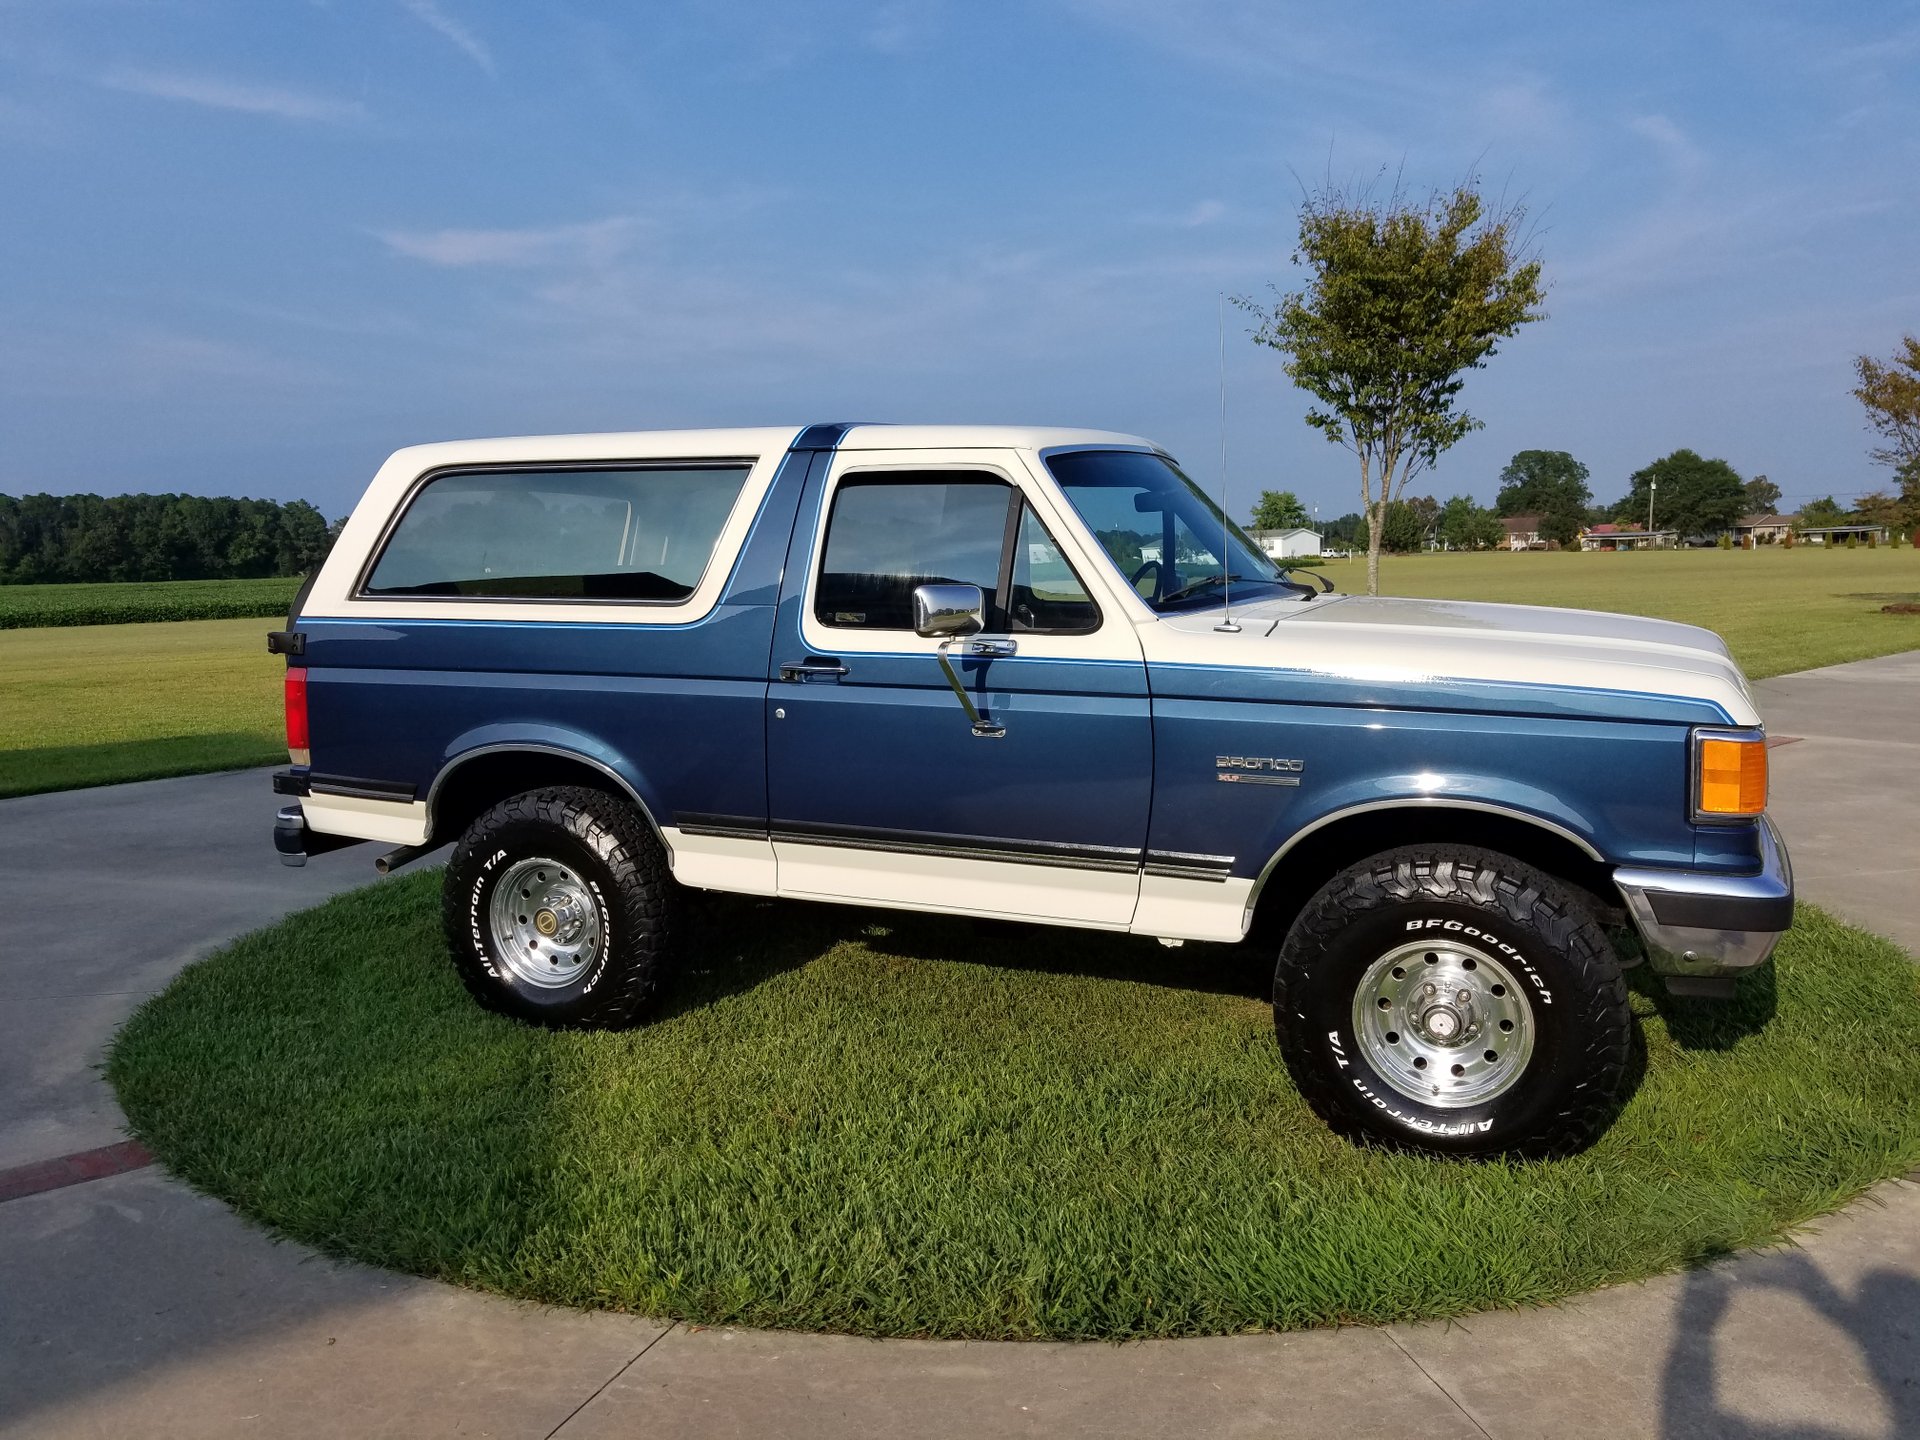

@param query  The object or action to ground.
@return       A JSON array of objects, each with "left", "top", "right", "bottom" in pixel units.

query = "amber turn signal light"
[{"left": 1695, "top": 733, "right": 1767, "bottom": 818}]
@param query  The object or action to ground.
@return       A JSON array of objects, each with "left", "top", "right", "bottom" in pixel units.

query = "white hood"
[{"left": 1144, "top": 592, "right": 1760, "bottom": 726}]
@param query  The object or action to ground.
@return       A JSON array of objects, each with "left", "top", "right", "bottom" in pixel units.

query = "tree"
[
  {"left": 1403, "top": 493, "right": 1440, "bottom": 546},
  {"left": 1495, "top": 451, "right": 1589, "bottom": 549},
  {"left": 1239, "top": 179, "right": 1545, "bottom": 594},
  {"left": 1612, "top": 450, "right": 1745, "bottom": 540},
  {"left": 1743, "top": 475, "right": 1782, "bottom": 513},
  {"left": 0, "top": 492, "right": 334, "bottom": 584},
  {"left": 1495, "top": 450, "right": 1590, "bottom": 514},
  {"left": 1469, "top": 507, "right": 1505, "bottom": 550},
  {"left": 1249, "top": 489, "right": 1311, "bottom": 530},
  {"left": 1854, "top": 337, "right": 1920, "bottom": 474},
  {"left": 1539, "top": 510, "right": 1582, "bottom": 548},
  {"left": 1799, "top": 495, "right": 1847, "bottom": 529},
  {"left": 278, "top": 500, "right": 333, "bottom": 573},
  {"left": 1322, "top": 512, "right": 1364, "bottom": 547},
  {"left": 1358, "top": 500, "right": 1428, "bottom": 553},
  {"left": 1438, "top": 494, "right": 1504, "bottom": 550},
  {"left": 1855, "top": 491, "right": 1901, "bottom": 529},
  {"left": 1855, "top": 337, "right": 1920, "bottom": 533}
]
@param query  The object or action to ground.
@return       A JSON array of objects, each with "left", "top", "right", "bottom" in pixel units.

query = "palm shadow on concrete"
[{"left": 1659, "top": 1245, "right": 1920, "bottom": 1438}]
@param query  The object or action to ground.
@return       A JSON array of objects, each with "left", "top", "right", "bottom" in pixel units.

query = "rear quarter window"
[{"left": 363, "top": 464, "right": 751, "bottom": 603}]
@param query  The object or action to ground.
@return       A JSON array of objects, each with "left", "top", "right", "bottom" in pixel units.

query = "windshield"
[{"left": 1044, "top": 449, "right": 1285, "bottom": 611}]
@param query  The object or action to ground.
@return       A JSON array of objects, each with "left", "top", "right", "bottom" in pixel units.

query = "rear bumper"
[
  {"left": 1613, "top": 817, "right": 1794, "bottom": 988},
  {"left": 274, "top": 801, "right": 368, "bottom": 868}
]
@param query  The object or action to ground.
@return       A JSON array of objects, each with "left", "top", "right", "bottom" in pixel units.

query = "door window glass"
[
  {"left": 815, "top": 473, "right": 1012, "bottom": 630},
  {"left": 1009, "top": 504, "right": 1098, "bottom": 633},
  {"left": 364, "top": 464, "right": 750, "bottom": 602}
]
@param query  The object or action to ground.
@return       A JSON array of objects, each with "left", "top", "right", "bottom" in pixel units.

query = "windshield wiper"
[{"left": 1158, "top": 573, "right": 1265, "bottom": 606}]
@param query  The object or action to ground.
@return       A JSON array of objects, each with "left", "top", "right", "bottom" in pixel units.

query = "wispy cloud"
[
  {"left": 864, "top": 0, "right": 940, "bottom": 55},
  {"left": 399, "top": 0, "right": 495, "bottom": 75},
  {"left": 1627, "top": 113, "right": 1707, "bottom": 179},
  {"left": 377, "top": 216, "right": 643, "bottom": 268},
  {"left": 96, "top": 67, "right": 365, "bottom": 124},
  {"left": 1134, "top": 198, "right": 1228, "bottom": 228}
]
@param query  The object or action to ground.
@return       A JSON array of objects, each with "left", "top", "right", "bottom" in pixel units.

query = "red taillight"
[{"left": 285, "top": 666, "right": 310, "bottom": 757}]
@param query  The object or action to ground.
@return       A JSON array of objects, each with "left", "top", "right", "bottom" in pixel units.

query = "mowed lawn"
[
  {"left": 0, "top": 617, "right": 284, "bottom": 797},
  {"left": 1315, "top": 545, "right": 1920, "bottom": 679},
  {"left": 1, "top": 547, "right": 1916, "bottom": 798},
  {"left": 109, "top": 877, "right": 1920, "bottom": 1338}
]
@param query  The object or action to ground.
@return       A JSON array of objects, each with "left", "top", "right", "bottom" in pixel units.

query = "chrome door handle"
[{"left": 779, "top": 659, "right": 849, "bottom": 681}]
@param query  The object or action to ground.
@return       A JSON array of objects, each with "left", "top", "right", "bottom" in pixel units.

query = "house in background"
[
  {"left": 1798, "top": 523, "right": 1890, "bottom": 546},
  {"left": 1580, "top": 524, "right": 1676, "bottom": 551},
  {"left": 1501, "top": 514, "right": 1545, "bottom": 550},
  {"left": 1729, "top": 512, "right": 1797, "bottom": 544},
  {"left": 1248, "top": 527, "right": 1323, "bottom": 560}
]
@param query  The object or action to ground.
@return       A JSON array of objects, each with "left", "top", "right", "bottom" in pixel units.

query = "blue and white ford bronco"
[{"left": 272, "top": 423, "right": 1793, "bottom": 1157}]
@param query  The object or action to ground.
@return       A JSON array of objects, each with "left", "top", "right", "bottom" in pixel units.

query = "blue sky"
[{"left": 2, "top": 1, "right": 1916, "bottom": 523}]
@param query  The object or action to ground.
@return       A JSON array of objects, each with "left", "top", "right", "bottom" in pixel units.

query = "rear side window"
[
  {"left": 363, "top": 464, "right": 751, "bottom": 602},
  {"left": 815, "top": 473, "right": 1013, "bottom": 630}
]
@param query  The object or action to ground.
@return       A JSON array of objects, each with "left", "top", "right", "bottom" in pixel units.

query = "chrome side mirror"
[
  {"left": 911, "top": 583, "right": 1004, "bottom": 738},
  {"left": 912, "top": 582, "right": 985, "bottom": 639}
]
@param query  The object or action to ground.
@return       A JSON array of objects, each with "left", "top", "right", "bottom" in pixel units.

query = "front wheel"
[
  {"left": 1274, "top": 845, "right": 1630, "bottom": 1158},
  {"left": 441, "top": 785, "right": 675, "bottom": 1029}
]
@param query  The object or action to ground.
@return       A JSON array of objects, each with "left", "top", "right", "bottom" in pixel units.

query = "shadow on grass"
[
  {"left": 669, "top": 895, "right": 1666, "bottom": 1157},
  {"left": 663, "top": 889, "right": 1272, "bottom": 1027},
  {"left": 1628, "top": 959, "right": 1778, "bottom": 1052},
  {"left": 0, "top": 732, "right": 283, "bottom": 798}
]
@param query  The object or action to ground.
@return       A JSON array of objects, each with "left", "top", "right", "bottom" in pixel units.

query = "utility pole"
[{"left": 1648, "top": 478, "right": 1657, "bottom": 539}]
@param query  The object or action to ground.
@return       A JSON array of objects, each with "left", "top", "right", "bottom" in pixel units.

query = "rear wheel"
[
  {"left": 1273, "top": 844, "right": 1630, "bottom": 1158},
  {"left": 442, "top": 785, "right": 674, "bottom": 1029}
]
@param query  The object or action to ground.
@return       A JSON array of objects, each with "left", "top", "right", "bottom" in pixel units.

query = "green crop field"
[
  {"left": 0, "top": 576, "right": 301, "bottom": 629},
  {"left": 0, "top": 548, "right": 1915, "bottom": 799},
  {"left": 1314, "top": 545, "right": 1920, "bottom": 679},
  {"left": 0, "top": 617, "right": 284, "bottom": 797}
]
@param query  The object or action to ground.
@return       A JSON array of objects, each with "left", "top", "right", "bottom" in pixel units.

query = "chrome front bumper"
[{"left": 1613, "top": 817, "right": 1794, "bottom": 992}]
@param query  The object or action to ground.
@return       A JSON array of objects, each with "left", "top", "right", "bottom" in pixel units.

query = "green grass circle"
[{"left": 109, "top": 873, "right": 1920, "bottom": 1339}]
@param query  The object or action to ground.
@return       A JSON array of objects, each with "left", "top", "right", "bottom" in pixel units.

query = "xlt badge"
[{"left": 1216, "top": 755, "right": 1304, "bottom": 787}]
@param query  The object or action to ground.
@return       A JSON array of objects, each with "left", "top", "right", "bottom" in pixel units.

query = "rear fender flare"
[{"left": 425, "top": 729, "right": 664, "bottom": 847}]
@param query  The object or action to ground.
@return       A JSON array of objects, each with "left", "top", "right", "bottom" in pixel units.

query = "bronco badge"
[{"left": 1216, "top": 755, "right": 1304, "bottom": 787}]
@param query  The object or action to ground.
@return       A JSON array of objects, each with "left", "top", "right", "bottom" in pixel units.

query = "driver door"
[{"left": 765, "top": 449, "right": 1152, "bottom": 926}]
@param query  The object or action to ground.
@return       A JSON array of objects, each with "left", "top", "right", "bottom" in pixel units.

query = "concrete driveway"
[
  {"left": 3, "top": 654, "right": 1918, "bottom": 1439},
  {"left": 1754, "top": 650, "right": 1920, "bottom": 955}
]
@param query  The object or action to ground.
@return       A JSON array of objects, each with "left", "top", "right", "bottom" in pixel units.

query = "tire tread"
[
  {"left": 1274, "top": 844, "right": 1630, "bottom": 1158},
  {"left": 440, "top": 785, "right": 673, "bottom": 1029}
]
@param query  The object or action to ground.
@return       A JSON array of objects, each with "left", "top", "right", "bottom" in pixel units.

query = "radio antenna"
[{"left": 1214, "top": 292, "right": 1241, "bottom": 633}]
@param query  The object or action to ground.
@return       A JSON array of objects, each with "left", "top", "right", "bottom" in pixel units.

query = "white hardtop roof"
[
  {"left": 836, "top": 424, "right": 1157, "bottom": 451},
  {"left": 380, "top": 424, "right": 1160, "bottom": 472}
]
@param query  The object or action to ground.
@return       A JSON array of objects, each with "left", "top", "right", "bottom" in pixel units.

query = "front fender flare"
[{"left": 1244, "top": 782, "right": 1609, "bottom": 916}]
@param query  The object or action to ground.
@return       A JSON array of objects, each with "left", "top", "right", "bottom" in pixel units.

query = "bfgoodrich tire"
[
  {"left": 441, "top": 785, "right": 675, "bottom": 1029},
  {"left": 1274, "top": 845, "right": 1630, "bottom": 1159}
]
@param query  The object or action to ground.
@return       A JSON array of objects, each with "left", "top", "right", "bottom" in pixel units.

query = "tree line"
[
  {"left": 1252, "top": 427, "right": 1920, "bottom": 556},
  {"left": 0, "top": 493, "right": 336, "bottom": 585}
]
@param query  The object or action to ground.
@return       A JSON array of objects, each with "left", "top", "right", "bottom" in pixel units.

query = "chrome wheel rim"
[
  {"left": 487, "top": 857, "right": 603, "bottom": 989},
  {"left": 1351, "top": 938, "right": 1536, "bottom": 1108}
]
